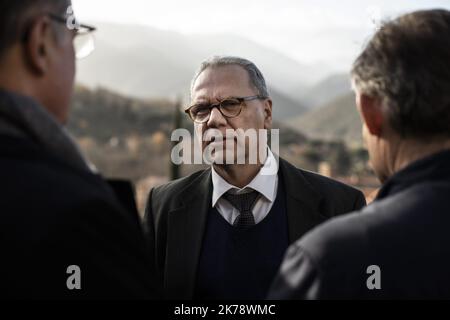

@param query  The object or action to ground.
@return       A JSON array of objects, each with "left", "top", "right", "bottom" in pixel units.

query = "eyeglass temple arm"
[{"left": 48, "top": 14, "right": 96, "bottom": 32}]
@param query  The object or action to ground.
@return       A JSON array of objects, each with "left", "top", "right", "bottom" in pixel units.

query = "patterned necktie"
[{"left": 223, "top": 190, "right": 260, "bottom": 228}]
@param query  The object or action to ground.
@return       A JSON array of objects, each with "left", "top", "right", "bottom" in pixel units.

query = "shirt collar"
[{"left": 211, "top": 149, "right": 279, "bottom": 207}]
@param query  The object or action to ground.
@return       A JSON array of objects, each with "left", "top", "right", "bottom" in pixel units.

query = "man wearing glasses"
[
  {"left": 0, "top": 1, "right": 155, "bottom": 298},
  {"left": 145, "top": 56, "right": 366, "bottom": 299}
]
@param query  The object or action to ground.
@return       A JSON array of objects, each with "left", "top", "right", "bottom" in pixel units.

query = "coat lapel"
[
  {"left": 165, "top": 169, "right": 212, "bottom": 299},
  {"left": 165, "top": 158, "right": 326, "bottom": 298},
  {"left": 279, "top": 158, "right": 326, "bottom": 244}
]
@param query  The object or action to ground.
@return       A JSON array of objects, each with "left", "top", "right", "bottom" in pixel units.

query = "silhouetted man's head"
[
  {"left": 351, "top": 9, "right": 450, "bottom": 182},
  {"left": 0, "top": 0, "right": 76, "bottom": 124}
]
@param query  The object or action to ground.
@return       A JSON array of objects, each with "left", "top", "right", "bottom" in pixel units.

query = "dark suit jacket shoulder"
[
  {"left": 283, "top": 161, "right": 367, "bottom": 218},
  {"left": 0, "top": 135, "right": 155, "bottom": 299},
  {"left": 150, "top": 170, "right": 208, "bottom": 215},
  {"left": 269, "top": 150, "right": 450, "bottom": 299}
]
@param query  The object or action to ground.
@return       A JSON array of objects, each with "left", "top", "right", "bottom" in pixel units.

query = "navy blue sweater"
[{"left": 195, "top": 180, "right": 289, "bottom": 300}]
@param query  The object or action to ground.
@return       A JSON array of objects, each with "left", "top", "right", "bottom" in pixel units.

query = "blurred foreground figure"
[
  {"left": 0, "top": 0, "right": 155, "bottom": 299},
  {"left": 269, "top": 9, "right": 450, "bottom": 299}
]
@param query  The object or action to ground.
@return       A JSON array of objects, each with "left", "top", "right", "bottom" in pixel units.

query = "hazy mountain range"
[
  {"left": 76, "top": 22, "right": 361, "bottom": 143},
  {"left": 75, "top": 23, "right": 344, "bottom": 120},
  {"left": 297, "top": 73, "right": 352, "bottom": 109},
  {"left": 287, "top": 93, "right": 362, "bottom": 146}
]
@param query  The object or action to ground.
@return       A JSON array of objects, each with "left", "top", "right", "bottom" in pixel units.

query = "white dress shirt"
[{"left": 211, "top": 149, "right": 279, "bottom": 225}]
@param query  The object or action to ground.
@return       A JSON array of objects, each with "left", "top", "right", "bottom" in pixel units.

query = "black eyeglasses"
[
  {"left": 185, "top": 95, "right": 267, "bottom": 123},
  {"left": 48, "top": 14, "right": 97, "bottom": 59}
]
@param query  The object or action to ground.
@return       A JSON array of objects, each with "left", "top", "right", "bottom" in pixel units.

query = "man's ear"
[
  {"left": 24, "top": 16, "right": 53, "bottom": 76},
  {"left": 263, "top": 98, "right": 273, "bottom": 129},
  {"left": 358, "top": 93, "right": 384, "bottom": 136}
]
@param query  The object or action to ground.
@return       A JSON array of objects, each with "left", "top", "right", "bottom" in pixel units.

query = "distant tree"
[
  {"left": 302, "top": 144, "right": 323, "bottom": 168},
  {"left": 170, "top": 98, "right": 183, "bottom": 181},
  {"left": 350, "top": 147, "right": 370, "bottom": 175},
  {"left": 329, "top": 141, "right": 352, "bottom": 175}
]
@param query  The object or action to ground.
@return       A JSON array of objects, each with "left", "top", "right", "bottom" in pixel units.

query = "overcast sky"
[{"left": 72, "top": 0, "right": 450, "bottom": 71}]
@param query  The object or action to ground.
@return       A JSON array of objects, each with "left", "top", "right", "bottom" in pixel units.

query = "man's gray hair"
[
  {"left": 190, "top": 56, "right": 270, "bottom": 99},
  {"left": 351, "top": 9, "right": 450, "bottom": 139}
]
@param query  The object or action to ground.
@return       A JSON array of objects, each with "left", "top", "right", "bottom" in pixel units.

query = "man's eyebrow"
[{"left": 192, "top": 95, "right": 226, "bottom": 104}]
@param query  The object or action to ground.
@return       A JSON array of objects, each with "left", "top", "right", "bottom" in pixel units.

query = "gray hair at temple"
[
  {"left": 190, "top": 56, "right": 270, "bottom": 99},
  {"left": 351, "top": 9, "right": 450, "bottom": 139}
]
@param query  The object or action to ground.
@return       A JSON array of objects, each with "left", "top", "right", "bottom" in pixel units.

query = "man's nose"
[{"left": 207, "top": 106, "right": 227, "bottom": 128}]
